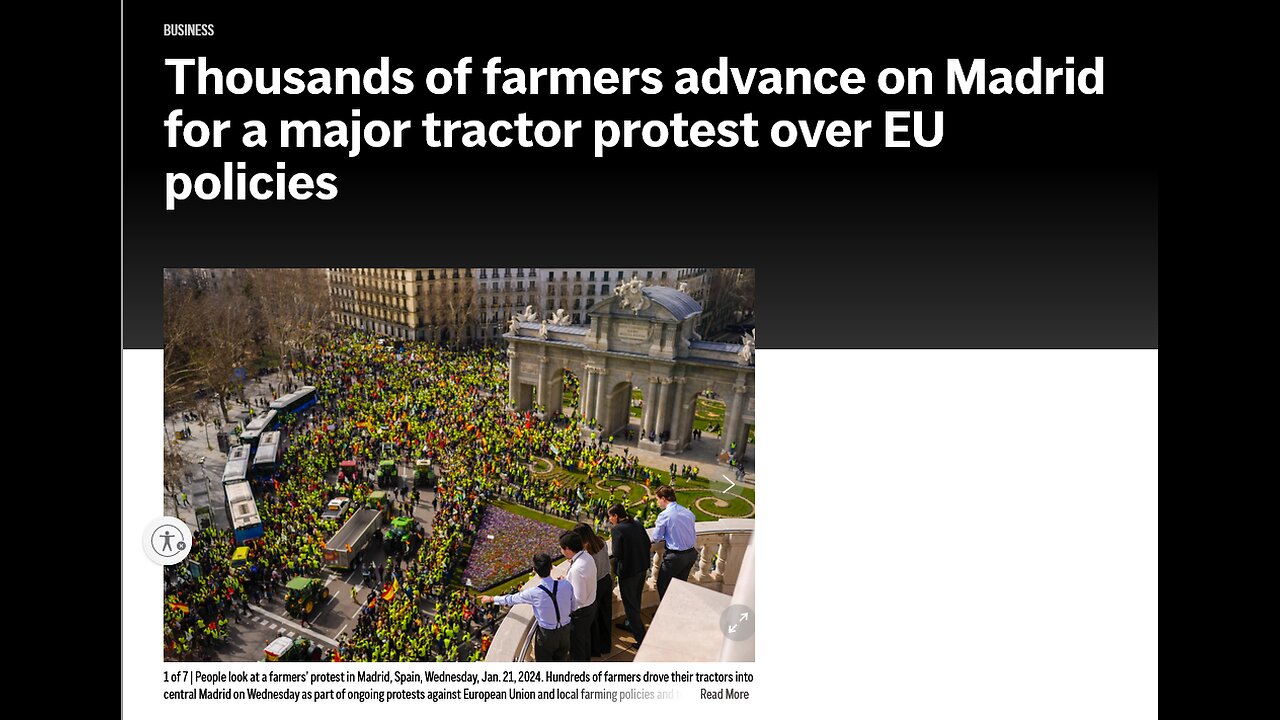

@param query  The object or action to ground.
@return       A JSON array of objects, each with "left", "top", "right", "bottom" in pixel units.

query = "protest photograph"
[{"left": 161, "top": 267, "right": 757, "bottom": 663}]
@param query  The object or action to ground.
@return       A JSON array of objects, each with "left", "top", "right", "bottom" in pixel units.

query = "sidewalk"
[
  {"left": 164, "top": 371, "right": 292, "bottom": 528},
  {"left": 588, "top": 416, "right": 754, "bottom": 485}
]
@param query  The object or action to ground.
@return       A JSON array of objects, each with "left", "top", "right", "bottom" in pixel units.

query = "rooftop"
[{"left": 643, "top": 286, "right": 702, "bottom": 320}]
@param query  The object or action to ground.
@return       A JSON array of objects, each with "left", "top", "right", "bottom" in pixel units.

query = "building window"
[
  {"left": 547, "top": 271, "right": 554, "bottom": 281},
  {"left": 589, "top": 271, "right": 596, "bottom": 280},
  {"left": 661, "top": 271, "right": 668, "bottom": 280},
  {"left": 585, "top": 299, "right": 594, "bottom": 308},
  {"left": 573, "top": 313, "right": 581, "bottom": 324},
  {"left": 603, "top": 271, "right": 610, "bottom": 281},
  {"left": 647, "top": 271, "right": 653, "bottom": 279},
  {"left": 601, "top": 284, "right": 609, "bottom": 295}
]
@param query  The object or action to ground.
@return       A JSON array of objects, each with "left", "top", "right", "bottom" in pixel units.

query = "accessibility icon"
[{"left": 143, "top": 517, "right": 192, "bottom": 565}]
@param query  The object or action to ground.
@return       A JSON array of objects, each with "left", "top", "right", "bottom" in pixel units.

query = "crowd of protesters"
[{"left": 165, "top": 331, "right": 693, "bottom": 661}]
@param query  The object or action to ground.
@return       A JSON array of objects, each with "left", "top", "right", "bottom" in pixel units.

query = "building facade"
[{"left": 327, "top": 267, "right": 708, "bottom": 344}]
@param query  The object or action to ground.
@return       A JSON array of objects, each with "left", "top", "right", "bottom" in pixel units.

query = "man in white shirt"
[{"left": 559, "top": 531, "right": 597, "bottom": 662}]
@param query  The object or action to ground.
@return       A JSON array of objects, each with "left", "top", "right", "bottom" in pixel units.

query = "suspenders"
[{"left": 536, "top": 580, "right": 562, "bottom": 628}]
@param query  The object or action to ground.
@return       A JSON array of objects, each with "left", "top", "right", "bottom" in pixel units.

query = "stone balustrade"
[{"left": 486, "top": 518, "right": 755, "bottom": 662}]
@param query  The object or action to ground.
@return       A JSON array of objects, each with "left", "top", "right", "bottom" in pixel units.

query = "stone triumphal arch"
[{"left": 505, "top": 279, "right": 755, "bottom": 460}]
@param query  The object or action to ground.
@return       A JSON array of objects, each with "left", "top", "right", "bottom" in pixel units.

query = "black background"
[{"left": 123, "top": 14, "right": 1158, "bottom": 348}]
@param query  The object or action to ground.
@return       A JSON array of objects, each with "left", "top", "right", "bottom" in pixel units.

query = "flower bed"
[{"left": 463, "top": 506, "right": 564, "bottom": 591}]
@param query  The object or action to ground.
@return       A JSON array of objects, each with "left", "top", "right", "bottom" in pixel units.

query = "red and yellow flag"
[{"left": 382, "top": 578, "right": 399, "bottom": 602}]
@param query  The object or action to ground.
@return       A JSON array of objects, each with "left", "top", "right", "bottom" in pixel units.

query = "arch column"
[
  {"left": 536, "top": 357, "right": 548, "bottom": 412},
  {"left": 722, "top": 383, "right": 748, "bottom": 458},
  {"left": 546, "top": 368, "right": 564, "bottom": 415},
  {"left": 670, "top": 377, "right": 691, "bottom": 450},
  {"left": 643, "top": 375, "right": 659, "bottom": 435},
  {"left": 507, "top": 348, "right": 519, "bottom": 406},
  {"left": 581, "top": 365, "right": 595, "bottom": 419},
  {"left": 593, "top": 367, "right": 608, "bottom": 424},
  {"left": 656, "top": 377, "right": 672, "bottom": 438}
]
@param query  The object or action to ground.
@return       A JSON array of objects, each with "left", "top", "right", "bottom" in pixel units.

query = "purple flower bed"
[{"left": 464, "top": 507, "right": 563, "bottom": 591}]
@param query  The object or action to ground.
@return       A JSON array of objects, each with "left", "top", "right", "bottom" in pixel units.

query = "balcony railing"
[{"left": 486, "top": 518, "right": 754, "bottom": 662}]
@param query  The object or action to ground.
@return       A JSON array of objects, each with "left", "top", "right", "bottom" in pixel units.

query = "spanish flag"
[
  {"left": 382, "top": 578, "right": 399, "bottom": 602},
  {"left": 169, "top": 601, "right": 190, "bottom": 613}
]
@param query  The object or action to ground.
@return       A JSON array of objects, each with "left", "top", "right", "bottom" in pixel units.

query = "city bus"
[
  {"left": 240, "top": 409, "right": 278, "bottom": 446},
  {"left": 270, "top": 386, "right": 317, "bottom": 415},
  {"left": 250, "top": 427, "right": 279, "bottom": 474},
  {"left": 252, "top": 431, "right": 281, "bottom": 476},
  {"left": 222, "top": 444, "right": 250, "bottom": 484},
  {"left": 224, "top": 479, "right": 264, "bottom": 544}
]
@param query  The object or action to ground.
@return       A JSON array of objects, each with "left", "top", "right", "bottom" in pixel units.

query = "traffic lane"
[{"left": 214, "top": 602, "right": 334, "bottom": 661}]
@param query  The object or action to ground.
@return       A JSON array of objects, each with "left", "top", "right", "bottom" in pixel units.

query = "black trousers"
[
  {"left": 617, "top": 571, "right": 647, "bottom": 643},
  {"left": 657, "top": 549, "right": 697, "bottom": 599},
  {"left": 533, "top": 624, "right": 570, "bottom": 662},
  {"left": 569, "top": 604, "right": 595, "bottom": 662},
  {"left": 591, "top": 574, "right": 613, "bottom": 656}
]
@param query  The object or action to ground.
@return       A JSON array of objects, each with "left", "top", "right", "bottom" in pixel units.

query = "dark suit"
[{"left": 610, "top": 518, "right": 651, "bottom": 643}]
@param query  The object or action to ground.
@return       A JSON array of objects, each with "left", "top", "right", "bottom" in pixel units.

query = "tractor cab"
[{"left": 284, "top": 576, "right": 330, "bottom": 619}]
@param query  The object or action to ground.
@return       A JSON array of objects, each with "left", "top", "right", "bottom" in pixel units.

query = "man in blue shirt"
[
  {"left": 651, "top": 485, "right": 698, "bottom": 599},
  {"left": 480, "top": 553, "right": 575, "bottom": 661}
]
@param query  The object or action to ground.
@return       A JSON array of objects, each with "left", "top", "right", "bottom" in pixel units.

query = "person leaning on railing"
[{"left": 479, "top": 553, "right": 575, "bottom": 662}]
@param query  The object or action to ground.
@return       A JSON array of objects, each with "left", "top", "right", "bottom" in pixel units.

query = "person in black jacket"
[{"left": 608, "top": 503, "right": 651, "bottom": 648}]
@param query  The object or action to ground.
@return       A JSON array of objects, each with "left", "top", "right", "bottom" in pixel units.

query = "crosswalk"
[{"left": 244, "top": 604, "right": 340, "bottom": 647}]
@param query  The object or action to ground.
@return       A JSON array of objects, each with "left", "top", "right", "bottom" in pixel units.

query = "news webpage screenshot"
[{"left": 122, "top": 15, "right": 1157, "bottom": 719}]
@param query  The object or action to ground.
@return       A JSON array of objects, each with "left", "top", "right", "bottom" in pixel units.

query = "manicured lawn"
[
  {"left": 693, "top": 397, "right": 726, "bottom": 432},
  {"left": 543, "top": 462, "right": 755, "bottom": 523}
]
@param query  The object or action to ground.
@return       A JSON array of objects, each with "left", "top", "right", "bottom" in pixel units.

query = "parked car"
[{"left": 320, "top": 497, "right": 350, "bottom": 521}]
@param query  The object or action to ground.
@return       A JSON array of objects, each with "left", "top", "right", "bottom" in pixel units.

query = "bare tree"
[
  {"left": 698, "top": 268, "right": 756, "bottom": 339},
  {"left": 163, "top": 280, "right": 204, "bottom": 413},
  {"left": 442, "top": 272, "right": 476, "bottom": 346},
  {"left": 248, "top": 268, "right": 332, "bottom": 385},
  {"left": 163, "top": 434, "right": 188, "bottom": 510},
  {"left": 188, "top": 282, "right": 256, "bottom": 423}
]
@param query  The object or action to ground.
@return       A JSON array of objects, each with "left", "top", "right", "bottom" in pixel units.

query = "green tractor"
[
  {"left": 376, "top": 441, "right": 404, "bottom": 489},
  {"left": 413, "top": 459, "right": 438, "bottom": 489},
  {"left": 366, "top": 490, "right": 396, "bottom": 521},
  {"left": 383, "top": 516, "right": 422, "bottom": 556},
  {"left": 284, "top": 577, "right": 330, "bottom": 619}
]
